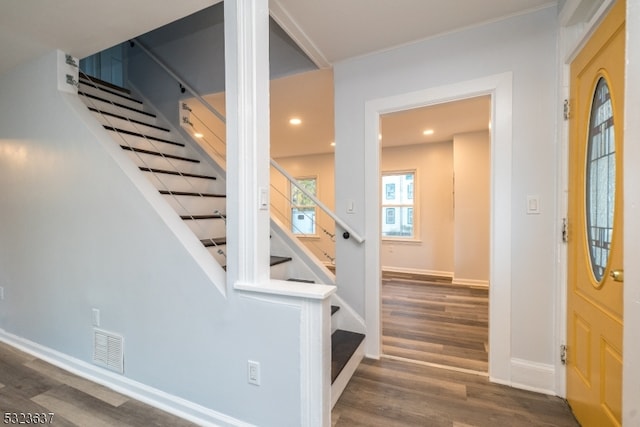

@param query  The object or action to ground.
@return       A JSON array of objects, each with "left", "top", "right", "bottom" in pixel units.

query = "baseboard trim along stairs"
[{"left": 77, "top": 73, "right": 365, "bottom": 412}]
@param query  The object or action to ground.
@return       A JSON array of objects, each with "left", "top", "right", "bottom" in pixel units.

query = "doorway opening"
[
  {"left": 378, "top": 96, "right": 491, "bottom": 373},
  {"left": 363, "top": 73, "right": 513, "bottom": 382}
]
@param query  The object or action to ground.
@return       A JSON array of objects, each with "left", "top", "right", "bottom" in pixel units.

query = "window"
[
  {"left": 291, "top": 177, "right": 317, "bottom": 235},
  {"left": 381, "top": 171, "right": 415, "bottom": 238},
  {"left": 586, "top": 77, "right": 616, "bottom": 282}
]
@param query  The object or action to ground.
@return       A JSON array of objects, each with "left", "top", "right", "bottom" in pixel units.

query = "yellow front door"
[{"left": 567, "top": 1, "right": 625, "bottom": 426}]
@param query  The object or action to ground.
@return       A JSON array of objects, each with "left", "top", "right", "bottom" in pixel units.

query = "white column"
[{"left": 224, "top": 0, "right": 271, "bottom": 287}]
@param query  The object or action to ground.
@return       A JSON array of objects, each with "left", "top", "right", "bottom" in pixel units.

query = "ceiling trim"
[{"left": 269, "top": 0, "right": 331, "bottom": 68}]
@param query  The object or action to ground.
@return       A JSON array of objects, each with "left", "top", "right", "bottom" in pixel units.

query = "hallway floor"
[
  {"left": 382, "top": 275, "right": 488, "bottom": 372},
  {"left": 332, "top": 357, "right": 580, "bottom": 426}
]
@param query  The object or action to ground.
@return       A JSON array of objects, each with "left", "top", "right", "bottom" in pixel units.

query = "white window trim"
[{"left": 381, "top": 169, "right": 417, "bottom": 240}]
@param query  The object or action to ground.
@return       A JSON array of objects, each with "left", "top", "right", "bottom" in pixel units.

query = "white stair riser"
[
  {"left": 93, "top": 114, "right": 173, "bottom": 141},
  {"left": 164, "top": 195, "right": 226, "bottom": 216},
  {"left": 183, "top": 218, "right": 226, "bottom": 239},
  {"left": 78, "top": 83, "right": 148, "bottom": 111},
  {"left": 206, "top": 244, "right": 227, "bottom": 265},
  {"left": 143, "top": 172, "right": 224, "bottom": 194},
  {"left": 80, "top": 96, "right": 160, "bottom": 125},
  {"left": 106, "top": 131, "right": 186, "bottom": 158}
]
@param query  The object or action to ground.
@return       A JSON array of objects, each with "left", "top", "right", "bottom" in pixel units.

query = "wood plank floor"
[
  {"left": 332, "top": 357, "right": 579, "bottom": 426},
  {"left": 382, "top": 276, "right": 489, "bottom": 372},
  {"left": 0, "top": 342, "right": 196, "bottom": 426}
]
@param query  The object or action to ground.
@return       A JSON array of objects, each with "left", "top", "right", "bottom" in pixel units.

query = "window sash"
[{"left": 381, "top": 171, "right": 415, "bottom": 239}]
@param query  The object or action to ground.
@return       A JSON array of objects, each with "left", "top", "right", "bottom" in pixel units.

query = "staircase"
[{"left": 77, "top": 73, "right": 364, "bottom": 405}]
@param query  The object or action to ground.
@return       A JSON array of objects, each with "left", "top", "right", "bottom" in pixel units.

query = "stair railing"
[
  {"left": 126, "top": 39, "right": 365, "bottom": 271},
  {"left": 270, "top": 160, "right": 364, "bottom": 244},
  {"left": 76, "top": 69, "right": 228, "bottom": 264}
]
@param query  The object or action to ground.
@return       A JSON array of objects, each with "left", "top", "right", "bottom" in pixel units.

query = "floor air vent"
[{"left": 93, "top": 328, "right": 124, "bottom": 374}]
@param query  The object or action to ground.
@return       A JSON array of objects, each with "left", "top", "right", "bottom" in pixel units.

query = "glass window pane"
[
  {"left": 291, "top": 208, "right": 316, "bottom": 234},
  {"left": 291, "top": 178, "right": 317, "bottom": 235},
  {"left": 381, "top": 207, "right": 413, "bottom": 237},
  {"left": 585, "top": 78, "right": 616, "bottom": 282},
  {"left": 381, "top": 171, "right": 415, "bottom": 238}
]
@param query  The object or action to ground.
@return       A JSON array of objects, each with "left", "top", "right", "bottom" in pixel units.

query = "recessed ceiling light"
[
  {"left": 330, "top": 142, "right": 336, "bottom": 147},
  {"left": 289, "top": 118, "right": 302, "bottom": 125},
  {"left": 194, "top": 132, "right": 204, "bottom": 138},
  {"left": 423, "top": 129, "right": 434, "bottom": 136}
]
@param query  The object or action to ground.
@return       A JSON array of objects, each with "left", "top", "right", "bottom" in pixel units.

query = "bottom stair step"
[
  {"left": 331, "top": 330, "right": 365, "bottom": 384},
  {"left": 270, "top": 255, "right": 292, "bottom": 266}
]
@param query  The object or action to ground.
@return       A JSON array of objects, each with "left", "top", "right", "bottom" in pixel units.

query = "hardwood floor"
[
  {"left": 332, "top": 273, "right": 579, "bottom": 426},
  {"left": 382, "top": 276, "right": 489, "bottom": 372},
  {"left": 332, "top": 357, "right": 579, "bottom": 426},
  {"left": 0, "top": 342, "right": 196, "bottom": 426}
]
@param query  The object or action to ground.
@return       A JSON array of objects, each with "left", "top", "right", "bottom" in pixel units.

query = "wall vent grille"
[{"left": 93, "top": 328, "right": 124, "bottom": 374}]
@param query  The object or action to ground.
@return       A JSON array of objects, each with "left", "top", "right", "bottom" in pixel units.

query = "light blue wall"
[
  {"left": 0, "top": 50, "right": 305, "bottom": 426},
  {"left": 334, "top": 6, "right": 559, "bottom": 368}
]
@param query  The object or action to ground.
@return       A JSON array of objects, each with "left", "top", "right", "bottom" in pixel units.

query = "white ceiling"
[
  {"left": 271, "top": 0, "right": 558, "bottom": 66},
  {"left": 200, "top": 68, "right": 491, "bottom": 158},
  {"left": 1, "top": 0, "right": 551, "bottom": 158},
  {"left": 0, "top": 0, "right": 557, "bottom": 76}
]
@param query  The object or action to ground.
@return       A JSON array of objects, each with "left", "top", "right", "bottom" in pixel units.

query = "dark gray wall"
[{"left": 126, "top": 3, "right": 316, "bottom": 130}]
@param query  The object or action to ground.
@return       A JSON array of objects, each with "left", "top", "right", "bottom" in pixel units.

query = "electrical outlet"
[
  {"left": 92, "top": 308, "right": 101, "bottom": 327},
  {"left": 248, "top": 360, "right": 260, "bottom": 386},
  {"left": 0, "top": 286, "right": 4, "bottom": 300}
]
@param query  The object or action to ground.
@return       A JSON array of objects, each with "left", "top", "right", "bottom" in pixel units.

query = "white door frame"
[{"left": 363, "top": 72, "right": 513, "bottom": 383}]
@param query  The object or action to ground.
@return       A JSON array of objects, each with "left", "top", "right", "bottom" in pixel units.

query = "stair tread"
[
  {"left": 139, "top": 167, "right": 217, "bottom": 180},
  {"left": 183, "top": 214, "right": 225, "bottom": 220},
  {"left": 331, "top": 305, "right": 340, "bottom": 315},
  {"left": 121, "top": 146, "right": 199, "bottom": 163},
  {"left": 105, "top": 126, "right": 183, "bottom": 147},
  {"left": 331, "top": 330, "right": 365, "bottom": 384},
  {"left": 79, "top": 75, "right": 131, "bottom": 95},
  {"left": 220, "top": 255, "right": 292, "bottom": 271},
  {"left": 79, "top": 79, "right": 142, "bottom": 104},
  {"left": 270, "top": 255, "right": 292, "bottom": 267},
  {"left": 201, "top": 238, "right": 227, "bottom": 247},
  {"left": 160, "top": 190, "right": 225, "bottom": 198},
  {"left": 79, "top": 92, "right": 155, "bottom": 118},
  {"left": 286, "top": 278, "right": 315, "bottom": 284},
  {"left": 89, "top": 107, "right": 169, "bottom": 132}
]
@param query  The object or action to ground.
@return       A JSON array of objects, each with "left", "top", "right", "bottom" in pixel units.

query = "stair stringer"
[
  {"left": 65, "top": 92, "right": 227, "bottom": 296},
  {"left": 269, "top": 216, "right": 366, "bottom": 335}
]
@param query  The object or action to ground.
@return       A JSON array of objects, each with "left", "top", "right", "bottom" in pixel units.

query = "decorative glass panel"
[{"left": 585, "top": 77, "right": 616, "bottom": 282}]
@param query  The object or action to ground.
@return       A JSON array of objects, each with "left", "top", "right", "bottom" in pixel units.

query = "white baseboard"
[
  {"left": 452, "top": 277, "right": 490, "bottom": 288},
  {"left": 0, "top": 330, "right": 250, "bottom": 427},
  {"left": 381, "top": 266, "right": 454, "bottom": 279},
  {"left": 508, "top": 358, "right": 556, "bottom": 396}
]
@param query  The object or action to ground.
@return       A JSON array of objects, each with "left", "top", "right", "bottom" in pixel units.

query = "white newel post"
[{"left": 224, "top": 0, "right": 271, "bottom": 288}]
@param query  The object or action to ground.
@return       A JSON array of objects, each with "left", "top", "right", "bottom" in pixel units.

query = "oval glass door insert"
[{"left": 585, "top": 77, "right": 616, "bottom": 283}]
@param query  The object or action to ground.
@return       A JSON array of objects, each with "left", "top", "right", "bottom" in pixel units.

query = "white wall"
[
  {"left": 334, "top": 5, "right": 558, "bottom": 389},
  {"left": 453, "top": 131, "right": 490, "bottom": 285},
  {"left": 274, "top": 138, "right": 488, "bottom": 282},
  {"left": 0, "top": 51, "right": 313, "bottom": 426},
  {"left": 380, "top": 142, "right": 455, "bottom": 276}
]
